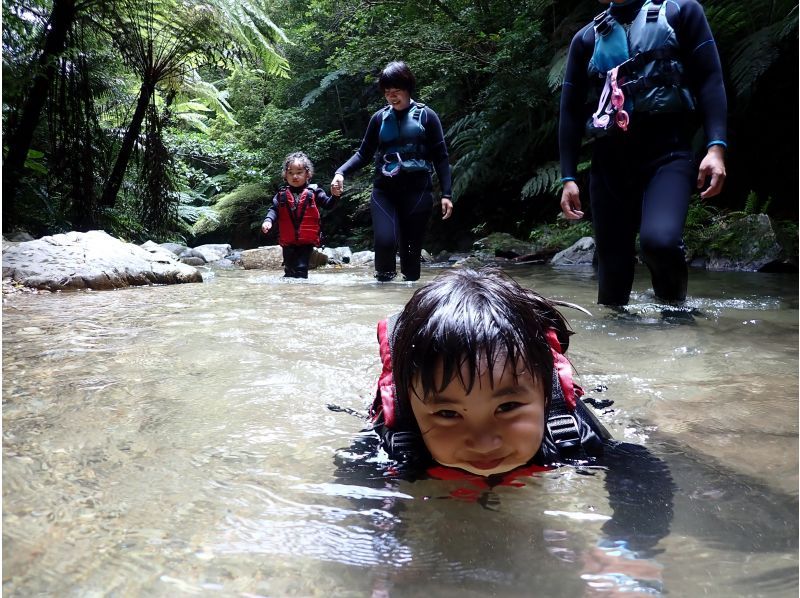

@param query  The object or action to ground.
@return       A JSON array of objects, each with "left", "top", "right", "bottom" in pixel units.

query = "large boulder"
[
  {"left": 705, "top": 214, "right": 783, "bottom": 271},
  {"left": 2, "top": 230, "right": 202, "bottom": 291},
  {"left": 241, "top": 246, "right": 330, "bottom": 270},
  {"left": 193, "top": 243, "right": 232, "bottom": 263},
  {"left": 241, "top": 246, "right": 284, "bottom": 269},
  {"left": 473, "top": 232, "right": 536, "bottom": 260},
  {"left": 550, "top": 236, "right": 595, "bottom": 266}
]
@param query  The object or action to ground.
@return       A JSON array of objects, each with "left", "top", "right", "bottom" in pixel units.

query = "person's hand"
[
  {"left": 331, "top": 173, "right": 344, "bottom": 196},
  {"left": 441, "top": 197, "right": 453, "bottom": 220},
  {"left": 560, "top": 181, "right": 584, "bottom": 220},
  {"left": 261, "top": 220, "right": 272, "bottom": 234},
  {"left": 697, "top": 145, "right": 726, "bottom": 199}
]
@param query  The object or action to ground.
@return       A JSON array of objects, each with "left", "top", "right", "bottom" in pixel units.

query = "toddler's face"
[
  {"left": 409, "top": 356, "right": 546, "bottom": 476},
  {"left": 285, "top": 161, "right": 310, "bottom": 187}
]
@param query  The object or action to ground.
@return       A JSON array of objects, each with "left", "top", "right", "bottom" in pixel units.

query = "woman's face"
[{"left": 383, "top": 87, "right": 411, "bottom": 111}]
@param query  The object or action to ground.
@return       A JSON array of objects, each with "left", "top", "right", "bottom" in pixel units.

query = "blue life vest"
[
  {"left": 588, "top": 0, "right": 695, "bottom": 115},
  {"left": 377, "top": 102, "right": 431, "bottom": 176}
]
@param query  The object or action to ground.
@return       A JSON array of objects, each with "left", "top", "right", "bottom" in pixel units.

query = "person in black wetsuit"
[
  {"left": 559, "top": 0, "right": 728, "bottom": 306},
  {"left": 331, "top": 61, "right": 453, "bottom": 282}
]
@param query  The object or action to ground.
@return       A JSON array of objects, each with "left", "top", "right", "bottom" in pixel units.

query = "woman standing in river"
[{"left": 331, "top": 61, "right": 453, "bottom": 282}]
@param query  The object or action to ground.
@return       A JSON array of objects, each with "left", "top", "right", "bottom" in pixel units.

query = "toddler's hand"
[{"left": 331, "top": 173, "right": 344, "bottom": 196}]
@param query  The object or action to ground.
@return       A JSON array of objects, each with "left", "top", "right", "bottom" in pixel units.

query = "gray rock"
[
  {"left": 6, "top": 231, "right": 35, "bottom": 242},
  {"left": 241, "top": 246, "right": 284, "bottom": 270},
  {"left": 350, "top": 251, "right": 375, "bottom": 266},
  {"left": 178, "top": 248, "right": 207, "bottom": 261},
  {"left": 322, "top": 246, "right": 353, "bottom": 265},
  {"left": 158, "top": 242, "right": 187, "bottom": 256},
  {"left": 180, "top": 257, "right": 206, "bottom": 267},
  {"left": 140, "top": 240, "right": 183, "bottom": 263},
  {"left": 2, "top": 230, "right": 202, "bottom": 290},
  {"left": 550, "top": 236, "right": 595, "bottom": 266},
  {"left": 193, "top": 244, "right": 232, "bottom": 263},
  {"left": 473, "top": 232, "right": 535, "bottom": 259}
]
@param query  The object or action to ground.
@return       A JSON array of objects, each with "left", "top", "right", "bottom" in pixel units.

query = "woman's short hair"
[
  {"left": 282, "top": 151, "right": 314, "bottom": 179},
  {"left": 378, "top": 61, "right": 416, "bottom": 95},
  {"left": 391, "top": 268, "right": 573, "bottom": 423}
]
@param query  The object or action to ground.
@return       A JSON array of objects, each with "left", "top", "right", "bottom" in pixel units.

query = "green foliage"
[
  {"left": 192, "top": 182, "right": 269, "bottom": 237},
  {"left": 528, "top": 218, "right": 593, "bottom": 252}
]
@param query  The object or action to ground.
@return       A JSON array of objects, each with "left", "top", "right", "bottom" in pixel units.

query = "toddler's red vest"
[{"left": 277, "top": 185, "right": 322, "bottom": 247}]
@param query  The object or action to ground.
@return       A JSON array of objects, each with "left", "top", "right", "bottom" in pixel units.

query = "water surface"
[{"left": 3, "top": 265, "right": 797, "bottom": 596}]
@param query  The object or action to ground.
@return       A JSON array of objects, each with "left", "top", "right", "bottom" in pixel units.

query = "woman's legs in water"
[
  {"left": 590, "top": 147, "right": 641, "bottom": 306},
  {"left": 639, "top": 151, "right": 694, "bottom": 302},
  {"left": 370, "top": 179, "right": 433, "bottom": 281}
]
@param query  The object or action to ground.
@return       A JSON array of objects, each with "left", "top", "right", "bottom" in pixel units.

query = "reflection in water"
[{"left": 2, "top": 266, "right": 797, "bottom": 597}]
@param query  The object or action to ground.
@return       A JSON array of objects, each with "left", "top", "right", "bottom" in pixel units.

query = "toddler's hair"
[
  {"left": 282, "top": 152, "right": 314, "bottom": 179},
  {"left": 391, "top": 268, "right": 573, "bottom": 424}
]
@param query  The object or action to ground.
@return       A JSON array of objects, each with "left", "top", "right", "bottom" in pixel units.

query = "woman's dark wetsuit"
[
  {"left": 559, "top": 0, "right": 727, "bottom": 305},
  {"left": 336, "top": 103, "right": 452, "bottom": 281}
]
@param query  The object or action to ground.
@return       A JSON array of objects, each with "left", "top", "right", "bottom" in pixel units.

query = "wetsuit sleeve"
[
  {"left": 423, "top": 107, "right": 453, "bottom": 197},
  {"left": 672, "top": 0, "right": 728, "bottom": 147},
  {"left": 263, "top": 193, "right": 279, "bottom": 224},
  {"left": 601, "top": 441, "right": 675, "bottom": 555},
  {"left": 336, "top": 111, "right": 382, "bottom": 176},
  {"left": 559, "top": 25, "right": 594, "bottom": 180},
  {"left": 313, "top": 186, "right": 338, "bottom": 210}
]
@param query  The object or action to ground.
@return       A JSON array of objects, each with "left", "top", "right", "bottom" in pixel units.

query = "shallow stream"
[{"left": 3, "top": 265, "right": 797, "bottom": 597}]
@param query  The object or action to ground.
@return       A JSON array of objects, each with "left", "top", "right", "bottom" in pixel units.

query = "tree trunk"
[
  {"left": 2, "top": 0, "right": 78, "bottom": 230},
  {"left": 99, "top": 80, "right": 155, "bottom": 208}
]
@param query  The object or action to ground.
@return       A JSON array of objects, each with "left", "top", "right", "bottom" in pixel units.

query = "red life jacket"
[{"left": 277, "top": 185, "right": 322, "bottom": 247}]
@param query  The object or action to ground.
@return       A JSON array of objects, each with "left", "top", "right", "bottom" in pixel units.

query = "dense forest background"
[{"left": 3, "top": 0, "right": 797, "bottom": 253}]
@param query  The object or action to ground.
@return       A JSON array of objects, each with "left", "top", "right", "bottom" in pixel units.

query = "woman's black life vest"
[
  {"left": 371, "top": 314, "right": 612, "bottom": 472},
  {"left": 376, "top": 102, "right": 432, "bottom": 177},
  {"left": 276, "top": 184, "right": 322, "bottom": 247},
  {"left": 586, "top": 0, "right": 695, "bottom": 136}
]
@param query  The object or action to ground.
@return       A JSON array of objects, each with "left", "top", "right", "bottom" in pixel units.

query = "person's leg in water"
[
  {"left": 282, "top": 245, "right": 312, "bottom": 278},
  {"left": 370, "top": 187, "right": 399, "bottom": 281},
  {"left": 396, "top": 185, "right": 434, "bottom": 281},
  {"left": 638, "top": 151, "right": 695, "bottom": 303},
  {"left": 589, "top": 140, "right": 643, "bottom": 306}
]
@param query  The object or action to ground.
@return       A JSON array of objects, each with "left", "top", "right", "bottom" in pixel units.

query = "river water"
[{"left": 2, "top": 264, "right": 797, "bottom": 597}]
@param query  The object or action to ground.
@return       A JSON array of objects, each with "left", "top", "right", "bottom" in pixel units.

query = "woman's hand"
[
  {"left": 560, "top": 181, "right": 584, "bottom": 220},
  {"left": 331, "top": 173, "right": 344, "bottom": 196},
  {"left": 697, "top": 145, "right": 726, "bottom": 199},
  {"left": 441, "top": 197, "right": 453, "bottom": 220},
  {"left": 261, "top": 220, "right": 272, "bottom": 234}
]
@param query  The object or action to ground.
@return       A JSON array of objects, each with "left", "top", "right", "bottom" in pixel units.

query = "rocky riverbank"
[{"left": 3, "top": 215, "right": 796, "bottom": 294}]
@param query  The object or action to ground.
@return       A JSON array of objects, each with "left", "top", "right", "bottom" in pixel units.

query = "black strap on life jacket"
[{"left": 281, "top": 184, "right": 317, "bottom": 241}]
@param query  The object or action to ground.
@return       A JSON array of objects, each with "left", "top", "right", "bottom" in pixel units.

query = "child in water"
[
  {"left": 372, "top": 267, "right": 614, "bottom": 476},
  {"left": 262, "top": 152, "right": 340, "bottom": 278}
]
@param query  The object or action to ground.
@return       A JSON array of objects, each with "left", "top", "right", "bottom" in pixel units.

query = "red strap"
[
  {"left": 546, "top": 329, "right": 577, "bottom": 410},
  {"left": 376, "top": 319, "right": 396, "bottom": 427}
]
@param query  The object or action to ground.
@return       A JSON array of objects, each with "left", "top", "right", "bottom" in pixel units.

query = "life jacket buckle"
[
  {"left": 381, "top": 152, "right": 403, "bottom": 177},
  {"left": 547, "top": 414, "right": 581, "bottom": 451}
]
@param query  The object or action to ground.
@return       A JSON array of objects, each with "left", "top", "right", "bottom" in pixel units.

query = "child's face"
[
  {"left": 409, "top": 356, "right": 546, "bottom": 476},
  {"left": 285, "top": 161, "right": 310, "bottom": 187}
]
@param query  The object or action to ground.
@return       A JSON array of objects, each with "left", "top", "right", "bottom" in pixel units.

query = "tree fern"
[{"left": 521, "top": 161, "right": 561, "bottom": 198}]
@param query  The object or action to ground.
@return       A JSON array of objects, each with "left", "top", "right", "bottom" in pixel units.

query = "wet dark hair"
[
  {"left": 390, "top": 268, "right": 573, "bottom": 427},
  {"left": 378, "top": 61, "right": 416, "bottom": 96}
]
